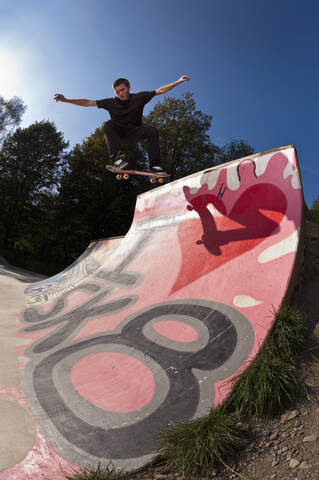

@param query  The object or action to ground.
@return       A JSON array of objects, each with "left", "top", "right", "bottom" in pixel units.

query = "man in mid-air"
[{"left": 54, "top": 75, "right": 190, "bottom": 174}]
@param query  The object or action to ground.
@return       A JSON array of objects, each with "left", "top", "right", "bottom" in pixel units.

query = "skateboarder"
[{"left": 54, "top": 75, "right": 190, "bottom": 173}]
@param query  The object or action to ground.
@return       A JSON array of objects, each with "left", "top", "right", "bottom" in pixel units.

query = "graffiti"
[
  {"left": 172, "top": 158, "right": 290, "bottom": 293},
  {"left": 21, "top": 229, "right": 254, "bottom": 465},
  {"left": 217, "top": 182, "right": 227, "bottom": 199},
  {"left": 12, "top": 146, "right": 303, "bottom": 473}
]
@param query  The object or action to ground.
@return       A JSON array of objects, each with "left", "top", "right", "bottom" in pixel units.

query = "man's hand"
[
  {"left": 54, "top": 94, "right": 67, "bottom": 102},
  {"left": 178, "top": 75, "right": 190, "bottom": 83}
]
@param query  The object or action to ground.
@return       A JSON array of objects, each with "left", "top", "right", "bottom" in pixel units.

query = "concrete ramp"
[
  {"left": 25, "top": 236, "right": 124, "bottom": 303},
  {"left": 1, "top": 145, "right": 304, "bottom": 478}
]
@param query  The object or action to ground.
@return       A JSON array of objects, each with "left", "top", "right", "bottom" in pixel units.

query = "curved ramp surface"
[
  {"left": 25, "top": 236, "right": 123, "bottom": 304},
  {"left": 1, "top": 145, "right": 304, "bottom": 478}
]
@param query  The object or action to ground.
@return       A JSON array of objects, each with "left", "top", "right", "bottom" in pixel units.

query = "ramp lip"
[{"left": 136, "top": 144, "right": 297, "bottom": 201}]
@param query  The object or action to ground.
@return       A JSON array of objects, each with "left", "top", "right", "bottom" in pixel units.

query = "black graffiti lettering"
[
  {"left": 22, "top": 234, "right": 152, "bottom": 358},
  {"left": 217, "top": 183, "right": 227, "bottom": 199},
  {"left": 236, "top": 159, "right": 257, "bottom": 182},
  {"left": 22, "top": 283, "right": 102, "bottom": 325},
  {"left": 21, "top": 287, "right": 138, "bottom": 355},
  {"left": 29, "top": 301, "right": 237, "bottom": 458},
  {"left": 95, "top": 270, "right": 140, "bottom": 287},
  {"left": 94, "top": 234, "right": 151, "bottom": 288}
]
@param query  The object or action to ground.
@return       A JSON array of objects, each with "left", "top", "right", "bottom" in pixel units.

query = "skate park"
[{"left": 0, "top": 145, "right": 305, "bottom": 478}]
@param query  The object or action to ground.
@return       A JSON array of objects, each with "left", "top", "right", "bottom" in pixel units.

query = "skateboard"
[{"left": 106, "top": 165, "right": 170, "bottom": 184}]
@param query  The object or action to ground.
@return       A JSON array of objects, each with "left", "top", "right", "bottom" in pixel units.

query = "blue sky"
[{"left": 1, "top": 0, "right": 318, "bottom": 207}]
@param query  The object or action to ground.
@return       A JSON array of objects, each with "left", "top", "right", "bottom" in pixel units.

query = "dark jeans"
[{"left": 103, "top": 121, "right": 161, "bottom": 167}]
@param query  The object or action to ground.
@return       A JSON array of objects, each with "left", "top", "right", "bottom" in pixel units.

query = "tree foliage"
[
  {"left": 0, "top": 120, "right": 68, "bottom": 248},
  {"left": 144, "top": 92, "right": 220, "bottom": 180},
  {"left": 216, "top": 138, "right": 254, "bottom": 164},
  {"left": 0, "top": 95, "right": 26, "bottom": 143},
  {"left": 53, "top": 127, "right": 140, "bottom": 261}
]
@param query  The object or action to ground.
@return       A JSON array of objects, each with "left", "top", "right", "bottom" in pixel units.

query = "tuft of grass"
[
  {"left": 158, "top": 408, "right": 248, "bottom": 479},
  {"left": 225, "top": 350, "right": 300, "bottom": 420},
  {"left": 266, "top": 304, "right": 306, "bottom": 359},
  {"left": 225, "top": 304, "right": 305, "bottom": 420},
  {"left": 62, "top": 462, "right": 129, "bottom": 480}
]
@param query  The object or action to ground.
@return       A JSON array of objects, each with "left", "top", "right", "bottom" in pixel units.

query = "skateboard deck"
[{"left": 106, "top": 165, "right": 170, "bottom": 184}]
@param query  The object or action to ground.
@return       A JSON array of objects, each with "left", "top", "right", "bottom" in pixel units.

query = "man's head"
[{"left": 113, "top": 78, "right": 131, "bottom": 101}]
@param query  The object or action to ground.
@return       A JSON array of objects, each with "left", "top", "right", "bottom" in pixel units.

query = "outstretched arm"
[
  {"left": 54, "top": 94, "right": 96, "bottom": 107},
  {"left": 155, "top": 75, "right": 190, "bottom": 95}
]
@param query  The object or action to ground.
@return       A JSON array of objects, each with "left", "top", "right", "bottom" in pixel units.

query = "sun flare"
[{"left": 0, "top": 48, "right": 20, "bottom": 99}]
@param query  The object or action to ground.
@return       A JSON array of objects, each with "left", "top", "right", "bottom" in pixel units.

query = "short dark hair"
[{"left": 112, "top": 78, "right": 130, "bottom": 89}]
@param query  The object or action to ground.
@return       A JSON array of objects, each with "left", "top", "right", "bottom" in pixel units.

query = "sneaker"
[
  {"left": 149, "top": 165, "right": 165, "bottom": 174},
  {"left": 113, "top": 152, "right": 128, "bottom": 170}
]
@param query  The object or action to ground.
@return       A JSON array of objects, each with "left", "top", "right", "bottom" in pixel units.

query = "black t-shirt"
[{"left": 96, "top": 90, "right": 156, "bottom": 127}]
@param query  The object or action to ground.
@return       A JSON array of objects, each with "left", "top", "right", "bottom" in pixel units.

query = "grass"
[
  {"left": 62, "top": 463, "right": 129, "bottom": 480},
  {"left": 224, "top": 350, "right": 300, "bottom": 420},
  {"left": 158, "top": 408, "right": 248, "bottom": 479},
  {"left": 224, "top": 304, "right": 306, "bottom": 420},
  {"left": 265, "top": 304, "right": 306, "bottom": 358}
]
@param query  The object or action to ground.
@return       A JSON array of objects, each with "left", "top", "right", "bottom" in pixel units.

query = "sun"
[{"left": 0, "top": 48, "right": 20, "bottom": 99}]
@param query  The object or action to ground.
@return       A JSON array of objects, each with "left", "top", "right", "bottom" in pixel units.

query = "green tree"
[
  {"left": 0, "top": 120, "right": 68, "bottom": 248},
  {"left": 216, "top": 138, "right": 254, "bottom": 164},
  {"left": 144, "top": 92, "right": 219, "bottom": 180},
  {"left": 0, "top": 96, "right": 26, "bottom": 143},
  {"left": 54, "top": 127, "right": 140, "bottom": 261}
]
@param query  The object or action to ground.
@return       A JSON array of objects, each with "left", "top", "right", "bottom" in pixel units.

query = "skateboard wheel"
[
  {"left": 150, "top": 177, "right": 156, "bottom": 184},
  {"left": 158, "top": 177, "right": 164, "bottom": 184},
  {"left": 123, "top": 173, "right": 129, "bottom": 180},
  {"left": 116, "top": 174, "right": 123, "bottom": 180}
]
